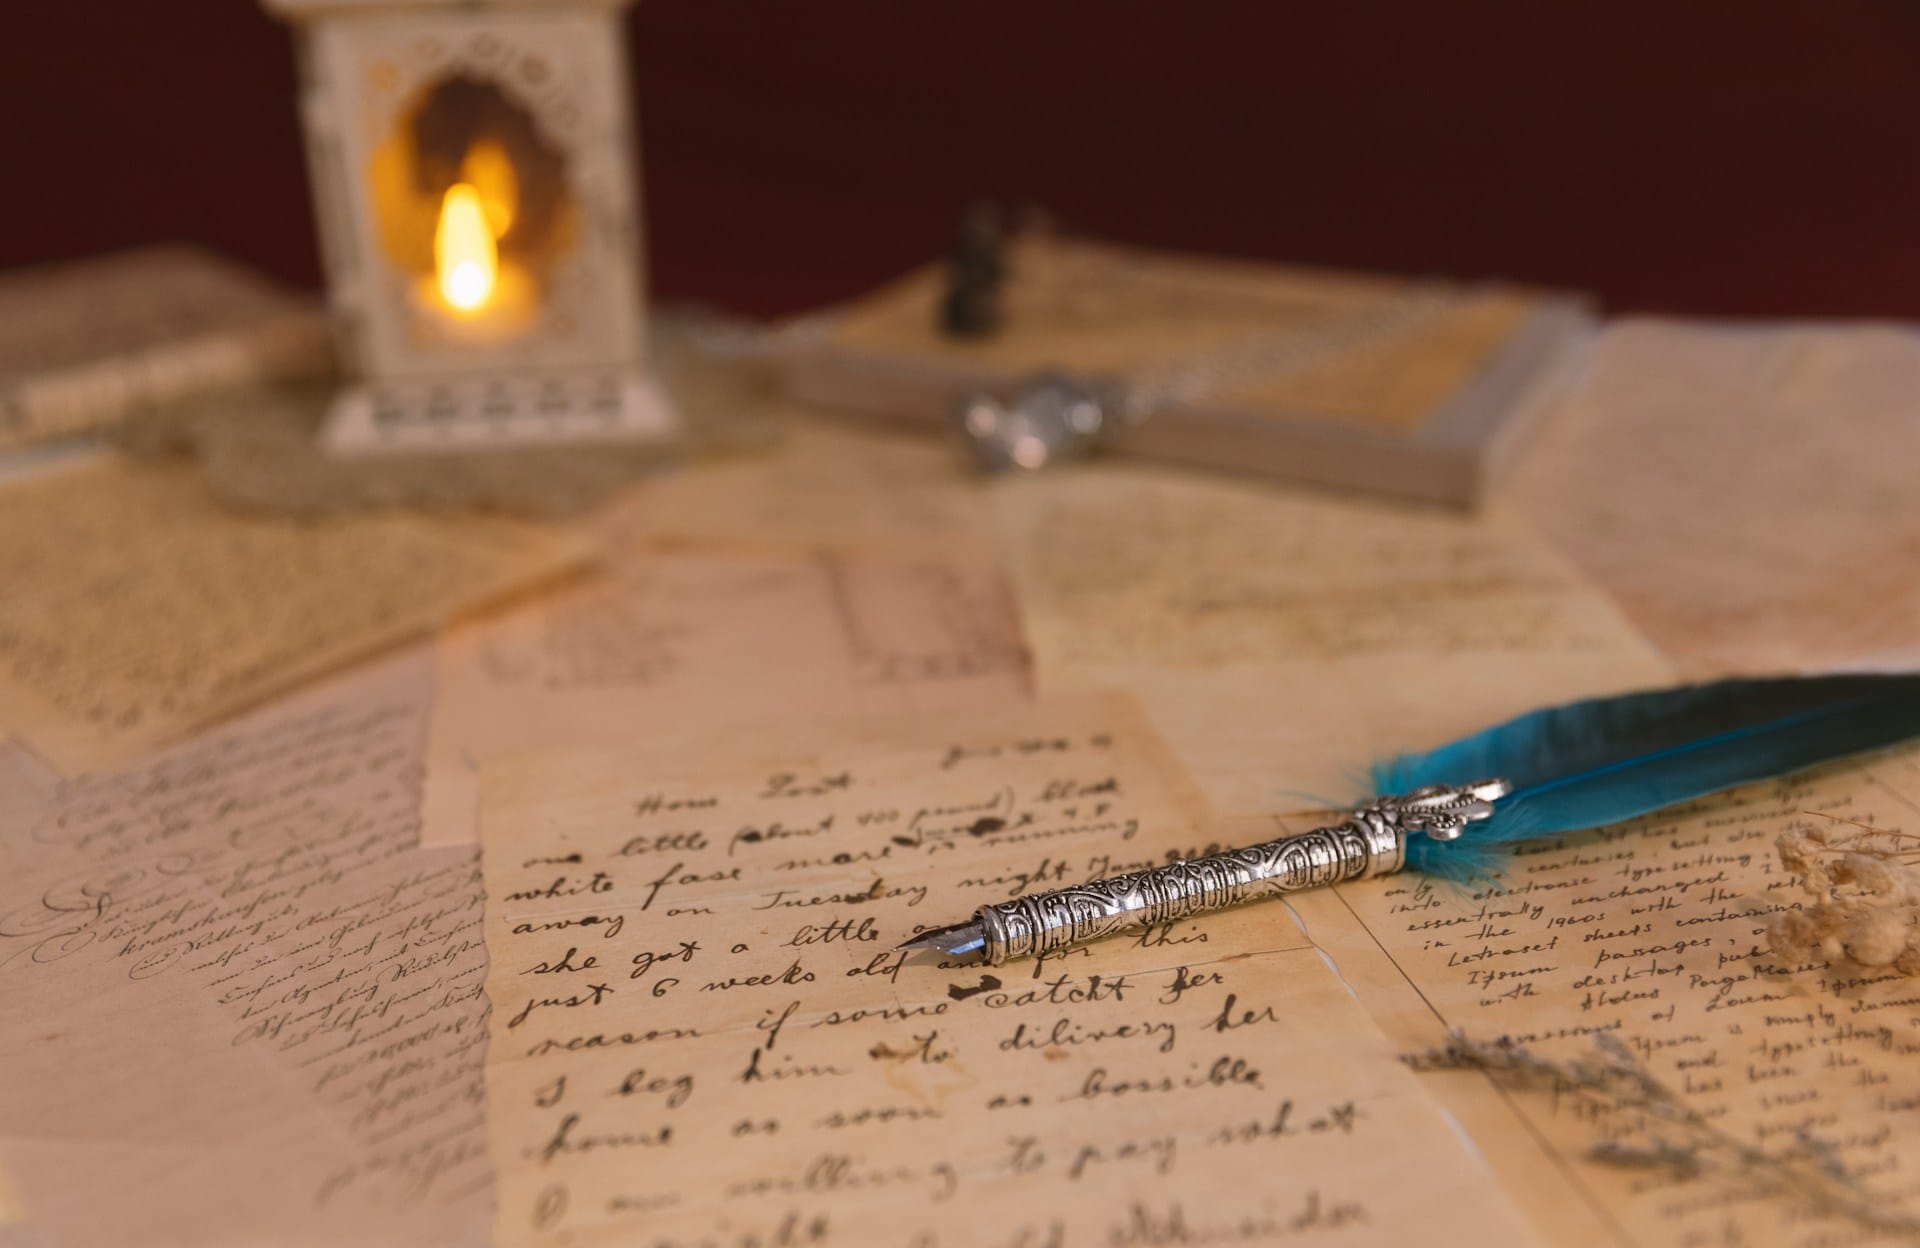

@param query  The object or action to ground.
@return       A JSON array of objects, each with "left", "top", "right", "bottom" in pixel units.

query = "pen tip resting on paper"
[{"left": 897, "top": 919, "right": 988, "bottom": 961}]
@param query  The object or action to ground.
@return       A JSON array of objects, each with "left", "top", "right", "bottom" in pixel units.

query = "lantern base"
[{"left": 321, "top": 370, "right": 676, "bottom": 456}]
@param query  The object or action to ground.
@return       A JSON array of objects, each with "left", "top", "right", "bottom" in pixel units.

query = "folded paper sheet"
[
  {"left": 422, "top": 541, "right": 1031, "bottom": 846},
  {"left": 476, "top": 694, "right": 1540, "bottom": 1248},
  {"left": 1267, "top": 747, "right": 1920, "bottom": 1247},
  {"left": 0, "top": 455, "right": 590, "bottom": 773},
  {"left": 991, "top": 462, "right": 1673, "bottom": 819},
  {"left": 0, "top": 657, "right": 493, "bottom": 1247},
  {"left": 1505, "top": 319, "right": 1920, "bottom": 674}
]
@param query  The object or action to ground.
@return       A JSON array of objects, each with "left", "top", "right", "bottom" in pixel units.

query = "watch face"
[{"left": 953, "top": 373, "right": 1109, "bottom": 472}]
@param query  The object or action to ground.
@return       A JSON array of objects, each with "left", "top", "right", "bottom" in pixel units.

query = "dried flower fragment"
[
  {"left": 1412, "top": 1031, "right": 1920, "bottom": 1237},
  {"left": 1766, "top": 813, "right": 1920, "bottom": 973}
]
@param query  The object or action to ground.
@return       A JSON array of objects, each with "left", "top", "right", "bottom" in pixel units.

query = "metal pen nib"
[{"left": 896, "top": 919, "right": 988, "bottom": 961}]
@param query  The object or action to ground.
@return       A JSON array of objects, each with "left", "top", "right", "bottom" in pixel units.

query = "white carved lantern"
[{"left": 266, "top": 0, "right": 674, "bottom": 452}]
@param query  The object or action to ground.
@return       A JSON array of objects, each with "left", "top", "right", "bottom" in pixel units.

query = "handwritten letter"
[
  {"left": 0, "top": 660, "right": 493, "bottom": 1248},
  {"left": 421, "top": 543, "right": 1030, "bottom": 846},
  {"left": 1506, "top": 320, "right": 1920, "bottom": 674},
  {"left": 478, "top": 695, "right": 1537, "bottom": 1247},
  {"left": 0, "top": 455, "right": 589, "bottom": 772},
  {"left": 1269, "top": 748, "right": 1920, "bottom": 1247},
  {"left": 991, "top": 464, "right": 1670, "bottom": 817}
]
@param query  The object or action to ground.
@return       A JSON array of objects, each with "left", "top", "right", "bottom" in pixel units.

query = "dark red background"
[{"left": 7, "top": 2, "right": 1920, "bottom": 319}]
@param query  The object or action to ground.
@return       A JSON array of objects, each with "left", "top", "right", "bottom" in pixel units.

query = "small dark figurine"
[{"left": 939, "top": 201, "right": 1006, "bottom": 338}]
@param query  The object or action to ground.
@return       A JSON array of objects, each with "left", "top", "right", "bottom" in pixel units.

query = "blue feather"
[{"left": 1373, "top": 674, "right": 1920, "bottom": 882}]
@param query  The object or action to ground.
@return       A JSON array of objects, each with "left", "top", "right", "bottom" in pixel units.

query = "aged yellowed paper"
[
  {"left": 1266, "top": 747, "right": 1920, "bottom": 1247},
  {"left": 0, "top": 1160, "right": 22, "bottom": 1229},
  {"left": 991, "top": 462, "right": 1673, "bottom": 818},
  {"left": 1505, "top": 319, "right": 1920, "bottom": 675},
  {"left": 477, "top": 694, "right": 1540, "bottom": 1248},
  {"left": 0, "top": 656, "right": 491, "bottom": 1248},
  {"left": 992, "top": 456, "right": 1920, "bottom": 1240},
  {"left": 422, "top": 541, "right": 1030, "bottom": 846},
  {"left": 0, "top": 454, "right": 590, "bottom": 772},
  {"left": 597, "top": 419, "right": 1001, "bottom": 557}
]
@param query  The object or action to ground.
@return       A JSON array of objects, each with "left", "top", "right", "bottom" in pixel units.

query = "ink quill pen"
[{"left": 899, "top": 674, "right": 1920, "bottom": 966}]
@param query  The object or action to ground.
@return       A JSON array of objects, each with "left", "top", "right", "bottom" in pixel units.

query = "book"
[
  {"left": 784, "top": 236, "right": 1592, "bottom": 505},
  {"left": 0, "top": 246, "right": 330, "bottom": 453}
]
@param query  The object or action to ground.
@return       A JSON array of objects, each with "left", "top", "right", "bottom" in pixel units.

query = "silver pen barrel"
[
  {"left": 972, "top": 813, "right": 1401, "bottom": 965},
  {"left": 916, "top": 778, "right": 1510, "bottom": 966}
]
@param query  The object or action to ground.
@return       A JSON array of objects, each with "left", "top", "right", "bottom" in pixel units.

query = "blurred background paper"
[
  {"left": 596, "top": 417, "right": 1001, "bottom": 557},
  {"left": 0, "top": 655, "right": 493, "bottom": 1248},
  {"left": 421, "top": 540, "right": 1030, "bottom": 846},
  {"left": 992, "top": 462, "right": 1672, "bottom": 818},
  {"left": 0, "top": 247, "right": 328, "bottom": 454},
  {"left": 0, "top": 454, "right": 591, "bottom": 773},
  {"left": 0, "top": 746, "right": 60, "bottom": 876},
  {"left": 1506, "top": 319, "right": 1920, "bottom": 675},
  {"left": 0, "top": 1161, "right": 22, "bottom": 1229}
]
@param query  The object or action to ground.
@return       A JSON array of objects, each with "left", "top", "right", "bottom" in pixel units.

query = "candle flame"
[
  {"left": 462, "top": 139, "right": 519, "bottom": 237},
  {"left": 434, "top": 183, "right": 497, "bottom": 313}
]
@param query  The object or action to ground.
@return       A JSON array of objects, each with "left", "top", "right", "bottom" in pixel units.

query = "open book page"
[
  {"left": 1248, "top": 746, "right": 1920, "bottom": 1247},
  {"left": 476, "top": 694, "right": 1542, "bottom": 1248},
  {"left": 991, "top": 463, "right": 1672, "bottom": 818},
  {"left": 595, "top": 419, "right": 1000, "bottom": 558},
  {"left": 422, "top": 541, "right": 1031, "bottom": 846},
  {"left": 0, "top": 454, "right": 590, "bottom": 773},
  {"left": 0, "top": 656, "right": 493, "bottom": 1248},
  {"left": 1504, "top": 318, "right": 1920, "bottom": 675}
]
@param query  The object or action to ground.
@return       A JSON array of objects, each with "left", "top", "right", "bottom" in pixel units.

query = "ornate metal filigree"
[
  {"left": 1359, "top": 778, "right": 1510, "bottom": 842},
  {"left": 974, "top": 779, "right": 1509, "bottom": 964}
]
